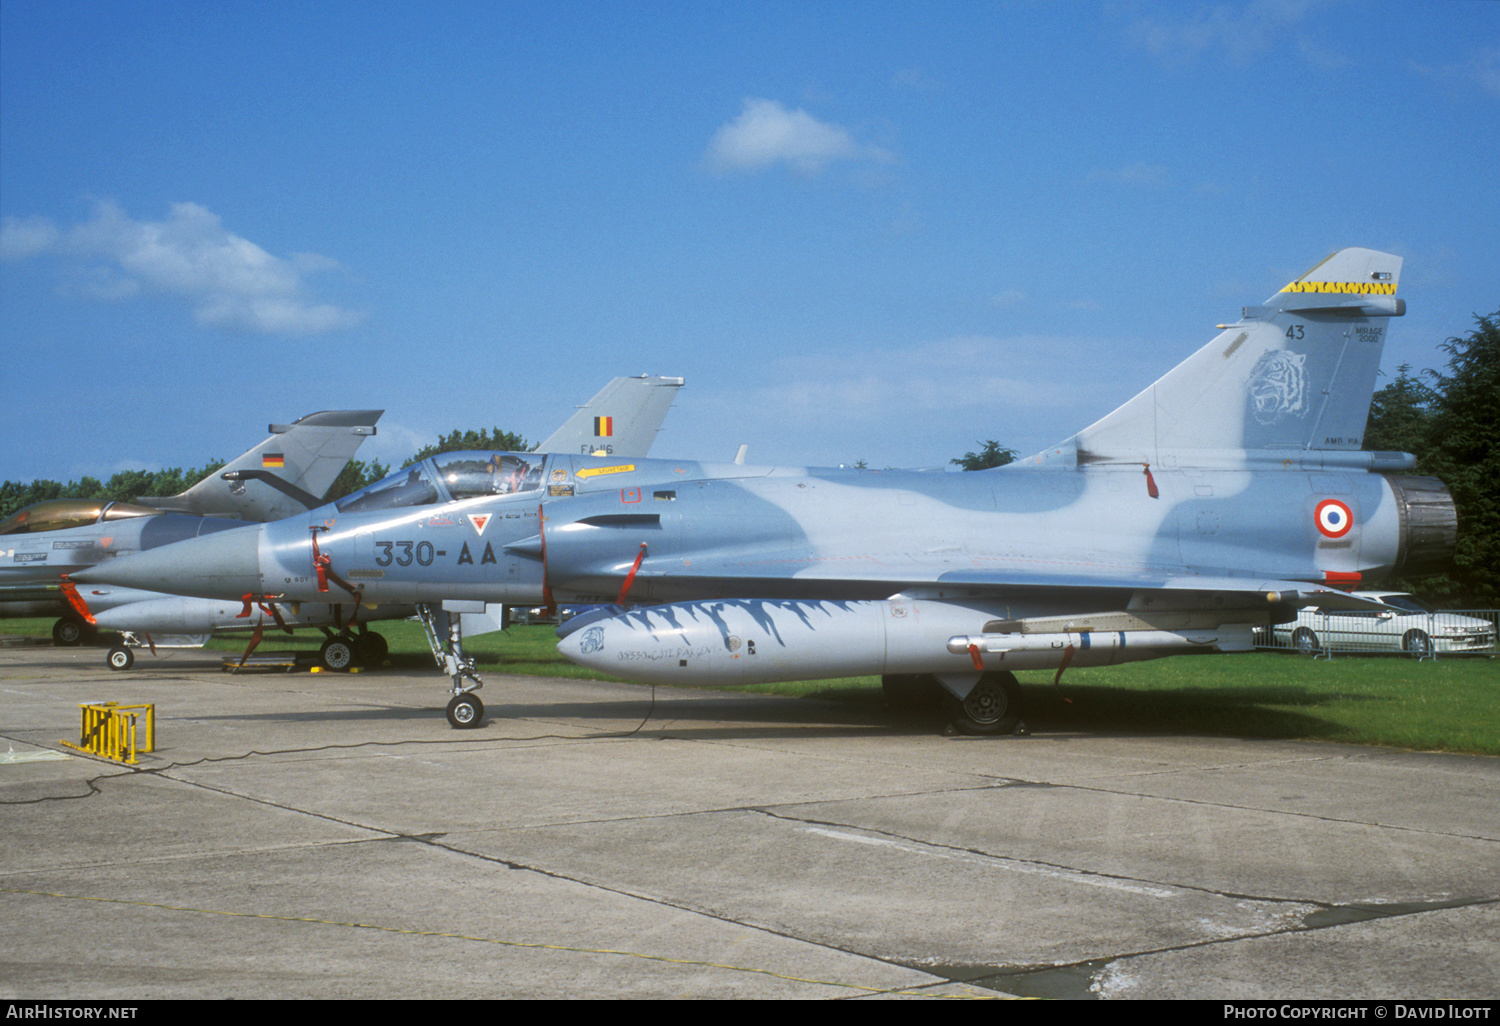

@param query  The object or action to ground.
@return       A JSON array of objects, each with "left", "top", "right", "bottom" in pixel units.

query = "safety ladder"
[{"left": 59, "top": 702, "right": 156, "bottom": 764}]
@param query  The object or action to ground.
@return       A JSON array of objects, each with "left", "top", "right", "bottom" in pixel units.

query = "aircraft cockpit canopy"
[
  {"left": 434, "top": 451, "right": 543, "bottom": 499},
  {"left": 334, "top": 451, "right": 544, "bottom": 514},
  {"left": 0, "top": 499, "right": 162, "bottom": 535}
]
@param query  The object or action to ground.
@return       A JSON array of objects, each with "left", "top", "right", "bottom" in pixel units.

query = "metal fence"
[{"left": 1256, "top": 608, "right": 1500, "bottom": 660}]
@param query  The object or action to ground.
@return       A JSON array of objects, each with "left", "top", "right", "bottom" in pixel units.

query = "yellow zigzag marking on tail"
[{"left": 1280, "top": 281, "right": 1397, "bottom": 295}]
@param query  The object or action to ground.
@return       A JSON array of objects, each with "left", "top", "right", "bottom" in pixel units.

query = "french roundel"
[{"left": 1315, "top": 499, "right": 1354, "bottom": 539}]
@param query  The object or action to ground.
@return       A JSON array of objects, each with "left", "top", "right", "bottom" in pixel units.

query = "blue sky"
[{"left": 3, "top": 1, "right": 1497, "bottom": 485}]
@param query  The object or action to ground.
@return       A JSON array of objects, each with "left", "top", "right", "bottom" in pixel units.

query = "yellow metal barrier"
[{"left": 59, "top": 702, "right": 155, "bottom": 764}]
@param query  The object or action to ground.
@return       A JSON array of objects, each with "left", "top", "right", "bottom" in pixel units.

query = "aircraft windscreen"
[
  {"left": 432, "top": 451, "right": 543, "bottom": 500},
  {"left": 333, "top": 451, "right": 545, "bottom": 513},
  {"left": 0, "top": 500, "right": 160, "bottom": 535},
  {"left": 335, "top": 464, "right": 441, "bottom": 513}
]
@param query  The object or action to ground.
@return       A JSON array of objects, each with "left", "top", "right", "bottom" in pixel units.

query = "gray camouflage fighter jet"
[
  {"left": 1, "top": 410, "right": 384, "bottom": 643},
  {"left": 56, "top": 376, "right": 684, "bottom": 669},
  {"left": 77, "top": 250, "right": 1456, "bottom": 732}
]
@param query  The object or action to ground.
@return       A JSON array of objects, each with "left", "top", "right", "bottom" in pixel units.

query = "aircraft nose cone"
[
  {"left": 555, "top": 608, "right": 695, "bottom": 685},
  {"left": 72, "top": 524, "right": 264, "bottom": 600},
  {"left": 556, "top": 617, "right": 618, "bottom": 675}
]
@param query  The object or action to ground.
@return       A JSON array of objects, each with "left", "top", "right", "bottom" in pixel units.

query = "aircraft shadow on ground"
[
  {"left": 1011, "top": 682, "right": 1368, "bottom": 740},
  {"left": 44, "top": 649, "right": 1369, "bottom": 741},
  {"left": 144, "top": 690, "right": 942, "bottom": 740}
]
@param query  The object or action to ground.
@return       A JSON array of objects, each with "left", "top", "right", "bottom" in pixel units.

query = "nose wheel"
[
  {"left": 419, "top": 603, "right": 488, "bottom": 729},
  {"left": 446, "top": 693, "right": 484, "bottom": 729}
]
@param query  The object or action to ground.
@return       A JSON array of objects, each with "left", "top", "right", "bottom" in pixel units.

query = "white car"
[{"left": 1275, "top": 592, "right": 1497, "bottom": 658}]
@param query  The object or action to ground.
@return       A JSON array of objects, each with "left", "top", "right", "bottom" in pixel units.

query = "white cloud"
[
  {"left": 1088, "top": 162, "right": 1171, "bottom": 188},
  {"left": 1124, "top": 0, "right": 1320, "bottom": 65},
  {"left": 1411, "top": 45, "right": 1500, "bottom": 99},
  {"left": 0, "top": 199, "right": 363, "bottom": 334},
  {"left": 1472, "top": 47, "right": 1500, "bottom": 97},
  {"left": 751, "top": 335, "right": 1086, "bottom": 417},
  {"left": 704, "top": 98, "right": 893, "bottom": 176},
  {"left": 891, "top": 67, "right": 944, "bottom": 92},
  {"left": 0, "top": 214, "right": 61, "bottom": 259},
  {"left": 59, "top": 264, "right": 141, "bottom": 302}
]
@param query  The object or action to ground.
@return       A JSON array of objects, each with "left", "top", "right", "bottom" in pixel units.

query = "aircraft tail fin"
[
  {"left": 535, "top": 375, "right": 684, "bottom": 457},
  {"left": 1033, "top": 248, "right": 1403, "bottom": 466},
  {"left": 138, "top": 410, "right": 383, "bottom": 521}
]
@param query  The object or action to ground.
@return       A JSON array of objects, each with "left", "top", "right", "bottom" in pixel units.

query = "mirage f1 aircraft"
[
  {"left": 1, "top": 410, "right": 384, "bottom": 643},
  {"left": 59, "top": 376, "right": 685, "bottom": 669},
  {"left": 77, "top": 250, "right": 1456, "bottom": 732}
]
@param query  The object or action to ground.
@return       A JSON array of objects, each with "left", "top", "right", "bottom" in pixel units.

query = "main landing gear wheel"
[
  {"left": 53, "top": 617, "right": 90, "bottom": 647},
  {"left": 320, "top": 636, "right": 356, "bottom": 672},
  {"left": 946, "top": 671, "right": 1023, "bottom": 736},
  {"left": 106, "top": 646, "right": 134, "bottom": 671},
  {"left": 357, "top": 631, "right": 389, "bottom": 667},
  {"left": 446, "top": 693, "right": 484, "bottom": 729}
]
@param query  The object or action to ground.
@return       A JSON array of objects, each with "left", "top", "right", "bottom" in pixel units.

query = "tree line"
[{"left": 1363, "top": 311, "right": 1498, "bottom": 606}]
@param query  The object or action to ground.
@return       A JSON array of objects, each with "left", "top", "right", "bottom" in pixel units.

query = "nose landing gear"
[{"left": 418, "top": 603, "right": 485, "bottom": 729}]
